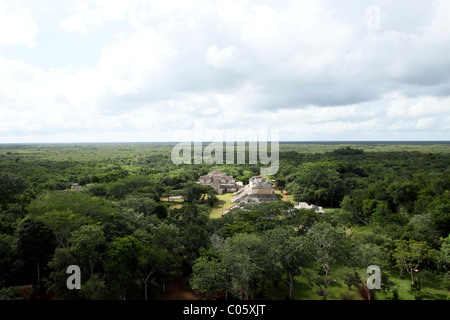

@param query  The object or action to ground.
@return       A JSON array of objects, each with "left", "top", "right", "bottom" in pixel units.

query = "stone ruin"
[{"left": 199, "top": 169, "right": 243, "bottom": 195}]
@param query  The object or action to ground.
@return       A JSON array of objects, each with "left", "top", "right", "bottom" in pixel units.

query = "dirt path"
[{"left": 160, "top": 276, "right": 204, "bottom": 300}]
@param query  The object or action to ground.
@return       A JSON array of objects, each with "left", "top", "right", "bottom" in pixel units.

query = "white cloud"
[
  {"left": 59, "top": 14, "right": 89, "bottom": 34},
  {"left": 423, "top": 0, "right": 450, "bottom": 43},
  {"left": 1, "top": 0, "right": 450, "bottom": 142},
  {"left": 0, "top": 1, "right": 38, "bottom": 49},
  {"left": 96, "top": 27, "right": 178, "bottom": 96},
  {"left": 205, "top": 45, "right": 245, "bottom": 70},
  {"left": 415, "top": 117, "right": 436, "bottom": 130},
  {"left": 59, "top": 0, "right": 129, "bottom": 33}
]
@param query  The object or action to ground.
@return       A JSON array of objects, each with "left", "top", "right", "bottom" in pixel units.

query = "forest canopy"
[{"left": 0, "top": 142, "right": 449, "bottom": 300}]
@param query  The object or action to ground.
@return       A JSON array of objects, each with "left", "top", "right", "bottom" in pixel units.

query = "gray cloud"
[{"left": 0, "top": 0, "right": 449, "bottom": 142}]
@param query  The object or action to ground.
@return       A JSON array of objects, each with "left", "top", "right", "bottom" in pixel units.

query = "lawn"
[
  {"left": 210, "top": 193, "right": 235, "bottom": 219},
  {"left": 263, "top": 267, "right": 449, "bottom": 300},
  {"left": 211, "top": 190, "right": 295, "bottom": 219},
  {"left": 373, "top": 271, "right": 450, "bottom": 300},
  {"left": 275, "top": 190, "right": 295, "bottom": 203},
  {"left": 160, "top": 196, "right": 184, "bottom": 210},
  {"left": 210, "top": 190, "right": 295, "bottom": 219},
  {"left": 162, "top": 193, "right": 235, "bottom": 218},
  {"left": 263, "top": 268, "right": 363, "bottom": 300}
]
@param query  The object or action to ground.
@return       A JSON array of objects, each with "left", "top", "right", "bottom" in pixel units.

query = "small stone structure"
[
  {"left": 199, "top": 169, "right": 242, "bottom": 195},
  {"left": 294, "top": 202, "right": 325, "bottom": 213},
  {"left": 71, "top": 183, "right": 80, "bottom": 190},
  {"left": 168, "top": 196, "right": 184, "bottom": 201}
]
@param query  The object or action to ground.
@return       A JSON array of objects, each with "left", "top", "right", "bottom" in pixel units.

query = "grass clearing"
[
  {"left": 210, "top": 193, "right": 235, "bottom": 218},
  {"left": 160, "top": 196, "right": 184, "bottom": 210},
  {"left": 263, "top": 268, "right": 363, "bottom": 300},
  {"left": 263, "top": 267, "right": 449, "bottom": 300},
  {"left": 275, "top": 190, "right": 295, "bottom": 203}
]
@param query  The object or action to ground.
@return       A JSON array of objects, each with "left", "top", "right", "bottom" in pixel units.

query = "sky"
[{"left": 0, "top": 0, "right": 449, "bottom": 143}]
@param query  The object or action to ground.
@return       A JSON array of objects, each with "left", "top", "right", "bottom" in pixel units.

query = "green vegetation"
[
  {"left": 210, "top": 193, "right": 235, "bottom": 219},
  {"left": 0, "top": 142, "right": 449, "bottom": 300}
]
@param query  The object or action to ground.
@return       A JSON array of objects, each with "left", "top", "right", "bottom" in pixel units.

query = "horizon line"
[{"left": 1, "top": 140, "right": 449, "bottom": 145}]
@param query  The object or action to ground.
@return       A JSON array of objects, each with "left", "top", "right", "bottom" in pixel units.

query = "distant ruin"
[
  {"left": 199, "top": 169, "right": 243, "bottom": 195},
  {"left": 71, "top": 183, "right": 80, "bottom": 190},
  {"left": 294, "top": 202, "right": 325, "bottom": 214}
]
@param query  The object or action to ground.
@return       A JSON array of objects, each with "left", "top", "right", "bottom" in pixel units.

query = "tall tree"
[
  {"left": 392, "top": 240, "right": 436, "bottom": 286},
  {"left": 437, "top": 235, "right": 450, "bottom": 270},
  {"left": 137, "top": 244, "right": 173, "bottom": 300},
  {"left": 222, "top": 233, "right": 265, "bottom": 300},
  {"left": 14, "top": 217, "right": 56, "bottom": 285},
  {"left": 190, "top": 249, "right": 229, "bottom": 299},
  {"left": 104, "top": 236, "right": 141, "bottom": 299},
  {"left": 262, "top": 227, "right": 307, "bottom": 299},
  {"left": 344, "top": 237, "right": 389, "bottom": 300},
  {"left": 35, "top": 210, "right": 87, "bottom": 249},
  {"left": 69, "top": 224, "right": 105, "bottom": 276},
  {"left": 286, "top": 160, "right": 341, "bottom": 207},
  {"left": 47, "top": 247, "right": 80, "bottom": 299},
  {"left": 302, "top": 222, "right": 346, "bottom": 298},
  {"left": 0, "top": 234, "right": 15, "bottom": 287},
  {"left": 0, "top": 172, "right": 27, "bottom": 209}
]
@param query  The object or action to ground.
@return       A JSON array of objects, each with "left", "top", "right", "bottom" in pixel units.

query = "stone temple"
[
  {"left": 199, "top": 169, "right": 243, "bottom": 195},
  {"left": 231, "top": 175, "right": 278, "bottom": 205}
]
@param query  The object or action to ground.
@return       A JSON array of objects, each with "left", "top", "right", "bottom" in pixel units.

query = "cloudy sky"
[{"left": 0, "top": 0, "right": 449, "bottom": 142}]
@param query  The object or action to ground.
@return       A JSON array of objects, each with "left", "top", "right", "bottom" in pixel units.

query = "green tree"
[
  {"left": 408, "top": 213, "right": 439, "bottom": 244},
  {"left": 171, "top": 204, "right": 210, "bottom": 265},
  {"left": 286, "top": 161, "right": 341, "bottom": 207},
  {"left": 205, "top": 187, "right": 219, "bottom": 207},
  {"left": 262, "top": 227, "right": 307, "bottom": 299},
  {"left": 0, "top": 172, "right": 27, "bottom": 209},
  {"left": 0, "top": 234, "right": 15, "bottom": 287},
  {"left": 302, "top": 222, "right": 346, "bottom": 298},
  {"left": 154, "top": 204, "right": 169, "bottom": 219},
  {"left": 437, "top": 235, "right": 450, "bottom": 270},
  {"left": 69, "top": 224, "right": 105, "bottom": 276},
  {"left": 150, "top": 223, "right": 182, "bottom": 253},
  {"left": 392, "top": 240, "right": 436, "bottom": 286},
  {"left": 387, "top": 180, "right": 419, "bottom": 213},
  {"left": 79, "top": 274, "right": 107, "bottom": 300},
  {"left": 14, "top": 217, "right": 56, "bottom": 285},
  {"left": 28, "top": 190, "right": 114, "bottom": 223},
  {"left": 344, "top": 236, "right": 389, "bottom": 300},
  {"left": 0, "top": 287, "right": 21, "bottom": 300},
  {"left": 181, "top": 181, "right": 204, "bottom": 203},
  {"left": 341, "top": 191, "right": 369, "bottom": 225},
  {"left": 120, "top": 195, "right": 157, "bottom": 217},
  {"left": 142, "top": 223, "right": 182, "bottom": 292},
  {"left": 104, "top": 236, "right": 141, "bottom": 299},
  {"left": 137, "top": 244, "right": 175, "bottom": 300},
  {"left": 180, "top": 182, "right": 218, "bottom": 206},
  {"left": 190, "top": 249, "right": 229, "bottom": 299},
  {"left": 428, "top": 190, "right": 450, "bottom": 237},
  {"left": 47, "top": 247, "right": 79, "bottom": 299},
  {"left": 437, "top": 235, "right": 450, "bottom": 289},
  {"left": 222, "top": 233, "right": 265, "bottom": 300},
  {"left": 371, "top": 200, "right": 395, "bottom": 225},
  {"left": 0, "top": 204, "right": 26, "bottom": 235},
  {"left": 47, "top": 224, "right": 106, "bottom": 300},
  {"left": 35, "top": 210, "right": 87, "bottom": 249}
]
